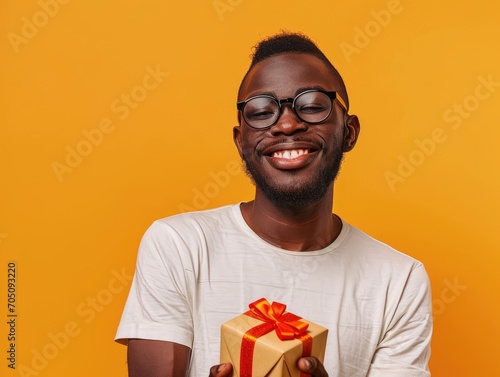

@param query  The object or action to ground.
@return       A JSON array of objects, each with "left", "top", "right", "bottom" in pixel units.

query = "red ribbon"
[{"left": 240, "top": 298, "right": 313, "bottom": 377}]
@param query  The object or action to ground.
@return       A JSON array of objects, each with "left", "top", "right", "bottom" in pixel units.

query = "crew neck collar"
[{"left": 230, "top": 202, "right": 350, "bottom": 255}]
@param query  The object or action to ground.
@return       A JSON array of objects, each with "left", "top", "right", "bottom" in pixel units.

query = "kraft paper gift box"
[{"left": 220, "top": 298, "right": 328, "bottom": 377}]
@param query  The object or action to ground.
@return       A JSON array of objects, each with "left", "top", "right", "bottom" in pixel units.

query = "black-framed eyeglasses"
[{"left": 236, "top": 89, "right": 347, "bottom": 129}]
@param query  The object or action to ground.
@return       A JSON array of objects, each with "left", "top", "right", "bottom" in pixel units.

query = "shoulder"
[
  {"left": 137, "top": 204, "right": 241, "bottom": 256},
  {"left": 340, "top": 221, "right": 427, "bottom": 277},
  {"left": 146, "top": 203, "right": 239, "bottom": 236},
  {"left": 134, "top": 204, "right": 241, "bottom": 270},
  {"left": 341, "top": 223, "right": 432, "bottom": 320}
]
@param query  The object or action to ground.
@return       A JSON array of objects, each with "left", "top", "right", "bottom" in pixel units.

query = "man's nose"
[{"left": 270, "top": 106, "right": 308, "bottom": 135}]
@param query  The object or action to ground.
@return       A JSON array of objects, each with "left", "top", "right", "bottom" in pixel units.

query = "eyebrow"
[
  {"left": 244, "top": 86, "right": 332, "bottom": 100},
  {"left": 294, "top": 86, "right": 329, "bottom": 96}
]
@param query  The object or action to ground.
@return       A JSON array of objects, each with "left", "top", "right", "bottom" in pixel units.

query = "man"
[{"left": 115, "top": 32, "right": 432, "bottom": 377}]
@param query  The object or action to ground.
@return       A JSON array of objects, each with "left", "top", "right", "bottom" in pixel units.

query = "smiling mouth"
[{"left": 272, "top": 149, "right": 310, "bottom": 159}]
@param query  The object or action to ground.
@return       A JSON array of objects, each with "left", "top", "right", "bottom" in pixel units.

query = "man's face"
[{"left": 234, "top": 53, "right": 351, "bottom": 208}]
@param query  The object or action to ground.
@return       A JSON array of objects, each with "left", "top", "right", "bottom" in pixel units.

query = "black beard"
[{"left": 242, "top": 148, "right": 344, "bottom": 209}]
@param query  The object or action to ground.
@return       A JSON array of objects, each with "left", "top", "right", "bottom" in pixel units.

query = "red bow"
[
  {"left": 240, "top": 298, "right": 312, "bottom": 377},
  {"left": 245, "top": 298, "right": 309, "bottom": 340}
]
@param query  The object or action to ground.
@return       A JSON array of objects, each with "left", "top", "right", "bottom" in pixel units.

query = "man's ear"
[
  {"left": 233, "top": 111, "right": 244, "bottom": 157},
  {"left": 233, "top": 124, "right": 243, "bottom": 158},
  {"left": 342, "top": 114, "right": 360, "bottom": 152}
]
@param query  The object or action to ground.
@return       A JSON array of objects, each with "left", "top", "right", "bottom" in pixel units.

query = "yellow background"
[{"left": 1, "top": 0, "right": 499, "bottom": 376}]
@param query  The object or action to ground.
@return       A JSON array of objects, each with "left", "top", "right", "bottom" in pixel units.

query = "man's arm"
[
  {"left": 128, "top": 339, "right": 191, "bottom": 377},
  {"left": 117, "top": 221, "right": 196, "bottom": 376},
  {"left": 367, "top": 265, "right": 432, "bottom": 376}
]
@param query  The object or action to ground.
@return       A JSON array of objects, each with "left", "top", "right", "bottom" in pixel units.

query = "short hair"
[{"left": 238, "top": 32, "right": 349, "bottom": 110}]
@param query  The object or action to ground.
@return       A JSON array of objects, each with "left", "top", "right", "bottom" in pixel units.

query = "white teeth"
[{"left": 272, "top": 149, "right": 309, "bottom": 159}]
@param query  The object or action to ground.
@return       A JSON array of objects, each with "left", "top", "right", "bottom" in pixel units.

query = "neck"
[{"left": 240, "top": 187, "right": 341, "bottom": 251}]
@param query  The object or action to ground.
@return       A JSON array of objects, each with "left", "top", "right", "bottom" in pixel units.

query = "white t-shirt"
[{"left": 115, "top": 204, "right": 432, "bottom": 377}]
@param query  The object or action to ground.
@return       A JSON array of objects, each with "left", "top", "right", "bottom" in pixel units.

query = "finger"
[
  {"left": 209, "top": 362, "right": 233, "bottom": 377},
  {"left": 297, "top": 356, "right": 328, "bottom": 377}
]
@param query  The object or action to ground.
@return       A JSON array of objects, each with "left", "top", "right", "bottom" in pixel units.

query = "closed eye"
[
  {"left": 247, "top": 109, "right": 277, "bottom": 120},
  {"left": 299, "top": 104, "right": 328, "bottom": 114}
]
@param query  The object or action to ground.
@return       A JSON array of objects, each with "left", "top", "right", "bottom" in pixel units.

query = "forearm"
[{"left": 127, "top": 339, "right": 191, "bottom": 377}]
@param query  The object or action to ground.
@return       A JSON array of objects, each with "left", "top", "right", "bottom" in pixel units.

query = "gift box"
[{"left": 220, "top": 298, "right": 328, "bottom": 377}]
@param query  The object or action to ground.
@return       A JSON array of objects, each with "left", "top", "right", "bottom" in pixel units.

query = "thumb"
[
  {"left": 209, "top": 362, "right": 233, "bottom": 377},
  {"left": 297, "top": 356, "right": 328, "bottom": 376}
]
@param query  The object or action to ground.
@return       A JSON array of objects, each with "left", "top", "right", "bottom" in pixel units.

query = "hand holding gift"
[
  {"left": 209, "top": 356, "right": 329, "bottom": 377},
  {"left": 218, "top": 298, "right": 328, "bottom": 377}
]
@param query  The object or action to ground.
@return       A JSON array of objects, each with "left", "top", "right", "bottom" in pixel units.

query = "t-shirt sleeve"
[
  {"left": 367, "top": 264, "right": 433, "bottom": 377},
  {"left": 115, "top": 221, "right": 194, "bottom": 348}
]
